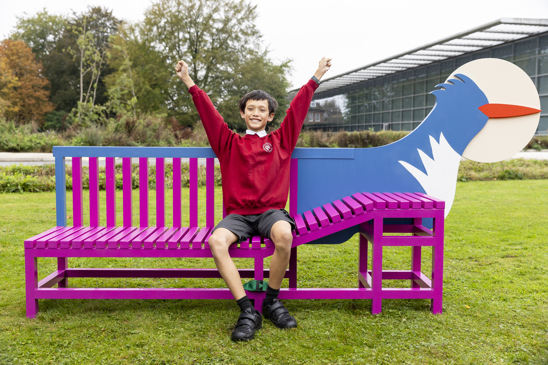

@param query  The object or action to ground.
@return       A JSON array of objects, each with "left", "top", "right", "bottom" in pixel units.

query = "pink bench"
[{"left": 24, "top": 146, "right": 444, "bottom": 318}]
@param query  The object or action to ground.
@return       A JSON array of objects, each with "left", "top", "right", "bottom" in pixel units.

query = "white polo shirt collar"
[{"left": 246, "top": 130, "right": 267, "bottom": 138}]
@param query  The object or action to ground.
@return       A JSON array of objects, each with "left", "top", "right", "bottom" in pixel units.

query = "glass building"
[{"left": 292, "top": 19, "right": 548, "bottom": 135}]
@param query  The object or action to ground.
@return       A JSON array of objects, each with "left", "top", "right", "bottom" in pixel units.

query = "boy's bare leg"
[
  {"left": 208, "top": 228, "right": 246, "bottom": 299},
  {"left": 268, "top": 221, "right": 293, "bottom": 289}
]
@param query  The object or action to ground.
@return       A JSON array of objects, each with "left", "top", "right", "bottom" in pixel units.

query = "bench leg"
[
  {"left": 411, "top": 246, "right": 422, "bottom": 289},
  {"left": 358, "top": 234, "right": 368, "bottom": 289},
  {"left": 431, "top": 217, "right": 444, "bottom": 314},
  {"left": 25, "top": 255, "right": 39, "bottom": 318},
  {"left": 371, "top": 218, "right": 383, "bottom": 314},
  {"left": 289, "top": 246, "right": 297, "bottom": 289},
  {"left": 57, "top": 257, "right": 68, "bottom": 288},
  {"left": 253, "top": 257, "right": 264, "bottom": 311}
]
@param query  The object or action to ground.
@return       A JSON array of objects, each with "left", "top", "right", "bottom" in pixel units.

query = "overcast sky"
[{"left": 1, "top": 0, "right": 548, "bottom": 89}]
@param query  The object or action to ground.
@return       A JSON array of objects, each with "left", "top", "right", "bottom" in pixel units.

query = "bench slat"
[
  {"left": 402, "top": 193, "right": 434, "bottom": 209},
  {"left": 293, "top": 214, "right": 307, "bottom": 235},
  {"left": 190, "top": 158, "right": 198, "bottom": 227},
  {"left": 72, "top": 157, "right": 83, "bottom": 227},
  {"left": 342, "top": 196, "right": 364, "bottom": 215},
  {"left": 156, "top": 158, "right": 165, "bottom": 227},
  {"left": 383, "top": 192, "right": 410, "bottom": 209},
  {"left": 89, "top": 157, "right": 100, "bottom": 227},
  {"left": 313, "top": 207, "right": 330, "bottom": 227},
  {"left": 144, "top": 227, "right": 169, "bottom": 249},
  {"left": 372, "top": 193, "right": 398, "bottom": 209},
  {"left": 393, "top": 193, "right": 421, "bottom": 209},
  {"left": 123, "top": 157, "right": 133, "bottom": 227},
  {"left": 118, "top": 227, "right": 149, "bottom": 249},
  {"left": 333, "top": 200, "right": 352, "bottom": 219},
  {"left": 132, "top": 227, "right": 161, "bottom": 249},
  {"left": 303, "top": 211, "right": 319, "bottom": 231},
  {"left": 173, "top": 158, "right": 182, "bottom": 228},
  {"left": 415, "top": 193, "right": 445, "bottom": 209},
  {"left": 139, "top": 158, "right": 148, "bottom": 227},
  {"left": 323, "top": 203, "right": 342, "bottom": 223},
  {"left": 203, "top": 230, "right": 213, "bottom": 249},
  {"left": 60, "top": 227, "right": 94, "bottom": 248},
  {"left": 362, "top": 193, "right": 386, "bottom": 209},
  {"left": 106, "top": 157, "right": 116, "bottom": 227},
  {"left": 168, "top": 227, "right": 189, "bottom": 249},
  {"left": 192, "top": 227, "right": 211, "bottom": 249},
  {"left": 72, "top": 227, "right": 110, "bottom": 249},
  {"left": 352, "top": 193, "right": 374, "bottom": 212},
  {"left": 181, "top": 227, "right": 200, "bottom": 249},
  {"left": 251, "top": 236, "right": 262, "bottom": 250},
  {"left": 36, "top": 227, "right": 75, "bottom": 249},
  {"left": 206, "top": 158, "right": 215, "bottom": 227},
  {"left": 25, "top": 227, "right": 65, "bottom": 248},
  {"left": 94, "top": 227, "right": 133, "bottom": 249},
  {"left": 48, "top": 227, "right": 86, "bottom": 248},
  {"left": 108, "top": 227, "right": 142, "bottom": 249},
  {"left": 155, "top": 227, "right": 179, "bottom": 249}
]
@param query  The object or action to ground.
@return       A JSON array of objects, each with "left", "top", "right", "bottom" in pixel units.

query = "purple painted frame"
[{"left": 24, "top": 147, "right": 444, "bottom": 318}]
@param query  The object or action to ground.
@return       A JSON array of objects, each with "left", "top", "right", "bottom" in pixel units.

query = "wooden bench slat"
[
  {"left": 415, "top": 193, "right": 445, "bottom": 209},
  {"left": 89, "top": 157, "right": 100, "bottom": 227},
  {"left": 402, "top": 193, "right": 434, "bottom": 209},
  {"left": 139, "top": 158, "right": 148, "bottom": 227},
  {"left": 372, "top": 193, "right": 398, "bottom": 209},
  {"left": 156, "top": 158, "right": 165, "bottom": 227},
  {"left": 362, "top": 193, "right": 386, "bottom": 209},
  {"left": 313, "top": 207, "right": 330, "bottom": 227},
  {"left": 192, "top": 227, "right": 211, "bottom": 249},
  {"left": 36, "top": 227, "right": 75, "bottom": 249},
  {"left": 293, "top": 214, "right": 307, "bottom": 235},
  {"left": 393, "top": 192, "right": 422, "bottom": 209},
  {"left": 155, "top": 227, "right": 179, "bottom": 249},
  {"left": 144, "top": 227, "right": 170, "bottom": 249},
  {"left": 303, "top": 211, "right": 319, "bottom": 231},
  {"left": 118, "top": 227, "right": 149, "bottom": 249},
  {"left": 323, "top": 203, "right": 342, "bottom": 223},
  {"left": 173, "top": 158, "right": 182, "bottom": 228},
  {"left": 25, "top": 227, "right": 65, "bottom": 248},
  {"left": 106, "top": 157, "right": 116, "bottom": 227},
  {"left": 123, "top": 157, "right": 133, "bottom": 227},
  {"left": 168, "top": 227, "right": 189, "bottom": 249},
  {"left": 239, "top": 237, "right": 251, "bottom": 250},
  {"left": 72, "top": 227, "right": 110, "bottom": 249},
  {"left": 98, "top": 227, "right": 138, "bottom": 249},
  {"left": 382, "top": 192, "right": 410, "bottom": 209},
  {"left": 204, "top": 230, "right": 213, "bottom": 249},
  {"left": 251, "top": 236, "right": 262, "bottom": 250},
  {"left": 60, "top": 227, "right": 95, "bottom": 248},
  {"left": 181, "top": 227, "right": 200, "bottom": 249},
  {"left": 342, "top": 196, "right": 364, "bottom": 215},
  {"left": 352, "top": 193, "right": 374, "bottom": 211},
  {"left": 72, "top": 157, "right": 83, "bottom": 227},
  {"left": 333, "top": 200, "right": 352, "bottom": 219},
  {"left": 48, "top": 227, "right": 86, "bottom": 248},
  {"left": 132, "top": 227, "right": 161, "bottom": 249}
]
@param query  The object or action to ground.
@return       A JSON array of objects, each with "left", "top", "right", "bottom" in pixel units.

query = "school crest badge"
[{"left": 263, "top": 143, "right": 273, "bottom": 153}]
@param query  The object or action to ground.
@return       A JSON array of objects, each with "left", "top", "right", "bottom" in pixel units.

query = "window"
[
  {"left": 315, "top": 113, "right": 321, "bottom": 122},
  {"left": 308, "top": 112, "right": 314, "bottom": 122}
]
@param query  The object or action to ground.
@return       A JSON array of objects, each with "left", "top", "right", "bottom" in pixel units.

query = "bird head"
[{"left": 430, "top": 59, "right": 541, "bottom": 162}]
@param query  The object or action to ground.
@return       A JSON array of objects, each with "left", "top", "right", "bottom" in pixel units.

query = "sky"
[{"left": 1, "top": 0, "right": 548, "bottom": 89}]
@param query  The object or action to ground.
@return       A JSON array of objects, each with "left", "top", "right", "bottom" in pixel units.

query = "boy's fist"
[
  {"left": 175, "top": 60, "right": 195, "bottom": 88},
  {"left": 314, "top": 57, "right": 332, "bottom": 82}
]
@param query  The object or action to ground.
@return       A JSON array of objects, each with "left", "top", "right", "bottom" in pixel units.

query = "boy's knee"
[
  {"left": 208, "top": 231, "right": 234, "bottom": 253},
  {"left": 271, "top": 222, "right": 293, "bottom": 253}
]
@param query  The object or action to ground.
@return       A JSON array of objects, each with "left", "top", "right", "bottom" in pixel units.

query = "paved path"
[{"left": 1, "top": 150, "right": 547, "bottom": 167}]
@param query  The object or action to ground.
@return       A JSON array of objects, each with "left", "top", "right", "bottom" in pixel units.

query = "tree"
[
  {"left": 138, "top": 0, "right": 291, "bottom": 130},
  {"left": 0, "top": 39, "right": 54, "bottom": 123}
]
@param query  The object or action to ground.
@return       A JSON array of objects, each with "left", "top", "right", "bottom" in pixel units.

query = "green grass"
[{"left": 1, "top": 181, "right": 547, "bottom": 364}]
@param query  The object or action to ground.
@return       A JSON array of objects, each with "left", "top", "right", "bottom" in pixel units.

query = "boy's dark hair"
[{"left": 238, "top": 90, "right": 278, "bottom": 115}]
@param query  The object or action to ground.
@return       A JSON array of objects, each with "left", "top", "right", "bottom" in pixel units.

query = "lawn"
[{"left": 0, "top": 181, "right": 547, "bottom": 364}]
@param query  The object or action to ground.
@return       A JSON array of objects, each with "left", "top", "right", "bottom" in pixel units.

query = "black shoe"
[
  {"left": 231, "top": 309, "right": 262, "bottom": 341},
  {"left": 262, "top": 299, "right": 297, "bottom": 329}
]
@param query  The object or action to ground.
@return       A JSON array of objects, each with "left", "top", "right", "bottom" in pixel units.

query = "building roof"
[{"left": 289, "top": 18, "right": 548, "bottom": 98}]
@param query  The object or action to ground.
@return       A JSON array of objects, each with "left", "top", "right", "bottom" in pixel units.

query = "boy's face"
[{"left": 240, "top": 99, "right": 274, "bottom": 132}]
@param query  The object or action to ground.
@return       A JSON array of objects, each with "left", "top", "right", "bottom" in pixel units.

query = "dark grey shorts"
[{"left": 212, "top": 209, "right": 296, "bottom": 243}]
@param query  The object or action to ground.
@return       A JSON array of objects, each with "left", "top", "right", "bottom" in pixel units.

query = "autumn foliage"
[{"left": 0, "top": 39, "right": 54, "bottom": 123}]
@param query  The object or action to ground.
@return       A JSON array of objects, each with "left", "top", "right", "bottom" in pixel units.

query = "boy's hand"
[
  {"left": 175, "top": 60, "right": 195, "bottom": 89},
  {"left": 313, "top": 57, "right": 332, "bottom": 82}
]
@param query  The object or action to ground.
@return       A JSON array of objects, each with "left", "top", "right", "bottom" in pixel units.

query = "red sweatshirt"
[{"left": 188, "top": 79, "right": 318, "bottom": 215}]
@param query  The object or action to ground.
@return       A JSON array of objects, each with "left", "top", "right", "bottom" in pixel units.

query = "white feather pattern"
[{"left": 399, "top": 133, "right": 461, "bottom": 217}]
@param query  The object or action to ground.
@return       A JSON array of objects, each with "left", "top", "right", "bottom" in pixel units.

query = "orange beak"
[{"left": 479, "top": 104, "right": 541, "bottom": 118}]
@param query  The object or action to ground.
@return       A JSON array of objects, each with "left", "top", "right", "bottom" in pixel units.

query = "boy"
[{"left": 175, "top": 57, "right": 331, "bottom": 341}]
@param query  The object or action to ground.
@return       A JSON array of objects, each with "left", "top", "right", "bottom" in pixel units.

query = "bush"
[
  {"left": 43, "top": 111, "right": 70, "bottom": 131},
  {"left": 0, "top": 119, "right": 66, "bottom": 152}
]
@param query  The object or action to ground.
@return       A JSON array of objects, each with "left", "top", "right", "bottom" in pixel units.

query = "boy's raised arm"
[{"left": 175, "top": 60, "right": 232, "bottom": 157}]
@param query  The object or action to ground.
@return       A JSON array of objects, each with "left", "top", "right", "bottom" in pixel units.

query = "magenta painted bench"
[{"left": 24, "top": 146, "right": 444, "bottom": 318}]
